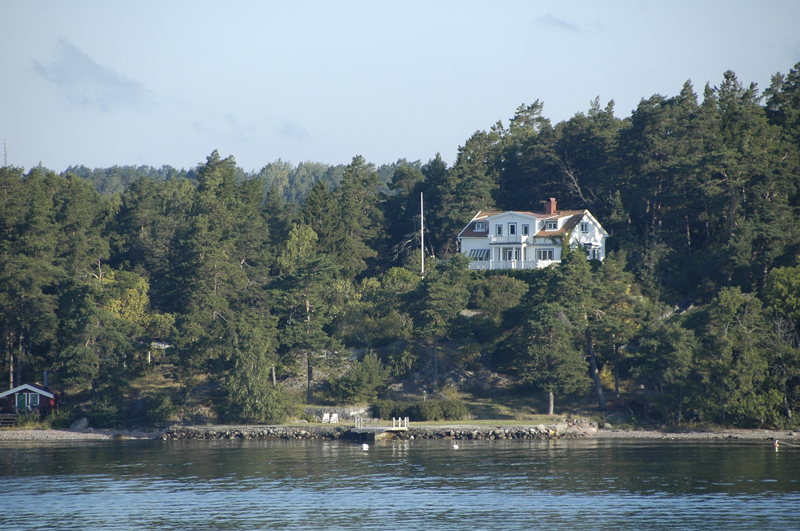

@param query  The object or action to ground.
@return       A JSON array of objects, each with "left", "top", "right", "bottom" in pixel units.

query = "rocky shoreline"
[{"left": 2, "top": 419, "right": 797, "bottom": 442}]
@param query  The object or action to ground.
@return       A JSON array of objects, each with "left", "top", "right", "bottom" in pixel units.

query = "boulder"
[{"left": 70, "top": 417, "right": 90, "bottom": 430}]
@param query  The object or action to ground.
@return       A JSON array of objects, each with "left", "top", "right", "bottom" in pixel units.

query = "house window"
[
  {"left": 546, "top": 221, "right": 558, "bottom": 231},
  {"left": 536, "top": 249, "right": 554, "bottom": 261},
  {"left": 521, "top": 224, "right": 529, "bottom": 236},
  {"left": 28, "top": 393, "right": 40, "bottom": 407},
  {"left": 468, "top": 249, "right": 490, "bottom": 261},
  {"left": 580, "top": 222, "right": 589, "bottom": 233},
  {"left": 502, "top": 248, "right": 518, "bottom": 261},
  {"left": 474, "top": 222, "right": 486, "bottom": 232},
  {"left": 496, "top": 225, "right": 503, "bottom": 236},
  {"left": 508, "top": 223, "right": 516, "bottom": 236}
]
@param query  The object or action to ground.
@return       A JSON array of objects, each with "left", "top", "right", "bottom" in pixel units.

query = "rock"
[{"left": 70, "top": 417, "right": 90, "bottom": 430}]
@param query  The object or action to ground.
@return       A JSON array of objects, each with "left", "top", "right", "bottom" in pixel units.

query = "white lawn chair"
[
  {"left": 330, "top": 413, "right": 339, "bottom": 424},
  {"left": 321, "top": 412, "right": 330, "bottom": 423}
]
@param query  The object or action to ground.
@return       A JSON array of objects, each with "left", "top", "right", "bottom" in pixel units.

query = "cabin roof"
[{"left": 0, "top": 383, "right": 55, "bottom": 399}]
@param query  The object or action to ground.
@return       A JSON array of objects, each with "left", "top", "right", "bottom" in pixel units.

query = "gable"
[{"left": 0, "top": 384, "right": 55, "bottom": 400}]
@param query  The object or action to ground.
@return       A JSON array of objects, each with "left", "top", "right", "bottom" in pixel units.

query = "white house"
[{"left": 457, "top": 198, "right": 608, "bottom": 270}]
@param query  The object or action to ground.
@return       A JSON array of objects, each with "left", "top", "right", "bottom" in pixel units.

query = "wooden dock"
[{"left": 351, "top": 417, "right": 409, "bottom": 440}]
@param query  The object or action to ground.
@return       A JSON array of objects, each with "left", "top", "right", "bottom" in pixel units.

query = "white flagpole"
[{"left": 420, "top": 192, "right": 424, "bottom": 275}]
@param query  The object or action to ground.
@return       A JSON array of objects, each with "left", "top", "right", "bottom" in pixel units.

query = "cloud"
[
  {"left": 32, "top": 38, "right": 151, "bottom": 111},
  {"left": 275, "top": 119, "right": 308, "bottom": 141},
  {"left": 539, "top": 13, "right": 580, "bottom": 33}
]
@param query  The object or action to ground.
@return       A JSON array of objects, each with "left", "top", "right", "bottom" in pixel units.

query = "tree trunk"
[
  {"left": 548, "top": 390, "right": 554, "bottom": 416},
  {"left": 613, "top": 343, "right": 620, "bottom": 401},
  {"left": 432, "top": 334, "right": 438, "bottom": 388},
  {"left": 306, "top": 355, "right": 313, "bottom": 404},
  {"left": 272, "top": 365, "right": 277, "bottom": 386},
  {"left": 586, "top": 327, "right": 606, "bottom": 411}
]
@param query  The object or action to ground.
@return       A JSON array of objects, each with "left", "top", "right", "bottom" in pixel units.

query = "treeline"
[{"left": 2, "top": 64, "right": 800, "bottom": 427}]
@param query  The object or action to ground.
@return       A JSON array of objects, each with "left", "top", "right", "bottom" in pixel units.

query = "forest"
[{"left": 2, "top": 64, "right": 800, "bottom": 428}]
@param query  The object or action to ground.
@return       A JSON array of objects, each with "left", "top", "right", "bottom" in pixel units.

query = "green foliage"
[
  {"left": 90, "top": 396, "right": 121, "bottom": 428},
  {"left": 371, "top": 398, "right": 469, "bottom": 421},
  {"left": 5, "top": 63, "right": 800, "bottom": 428},
  {"left": 329, "top": 352, "right": 390, "bottom": 404},
  {"left": 14, "top": 411, "right": 44, "bottom": 428},
  {"left": 144, "top": 393, "right": 175, "bottom": 424},
  {"left": 385, "top": 344, "right": 420, "bottom": 378},
  {"left": 46, "top": 408, "right": 78, "bottom": 429}
]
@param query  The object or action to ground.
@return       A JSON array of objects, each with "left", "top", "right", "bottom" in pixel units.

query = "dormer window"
[
  {"left": 546, "top": 221, "right": 558, "bottom": 231},
  {"left": 496, "top": 225, "right": 503, "bottom": 236},
  {"left": 474, "top": 222, "right": 486, "bottom": 232},
  {"left": 522, "top": 224, "right": 529, "bottom": 236}
]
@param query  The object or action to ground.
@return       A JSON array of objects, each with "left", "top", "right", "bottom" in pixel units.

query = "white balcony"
[{"left": 468, "top": 259, "right": 558, "bottom": 271}]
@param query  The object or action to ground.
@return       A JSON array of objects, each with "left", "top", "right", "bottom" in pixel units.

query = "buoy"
[
  {"left": 361, "top": 443, "right": 369, "bottom": 451},
  {"left": 774, "top": 440, "right": 779, "bottom": 452},
  {"left": 452, "top": 444, "right": 459, "bottom": 449}
]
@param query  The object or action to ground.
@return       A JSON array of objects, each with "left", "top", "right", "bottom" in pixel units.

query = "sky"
[{"left": 2, "top": 1, "right": 799, "bottom": 174}]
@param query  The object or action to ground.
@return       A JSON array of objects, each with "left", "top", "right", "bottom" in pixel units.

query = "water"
[{"left": 1, "top": 438, "right": 798, "bottom": 530}]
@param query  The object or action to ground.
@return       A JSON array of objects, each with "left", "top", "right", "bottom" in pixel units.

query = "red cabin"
[{"left": 0, "top": 383, "right": 59, "bottom": 416}]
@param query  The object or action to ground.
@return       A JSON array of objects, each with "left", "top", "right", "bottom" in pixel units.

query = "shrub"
[
  {"left": 329, "top": 352, "right": 389, "bottom": 404},
  {"left": 145, "top": 393, "right": 175, "bottom": 424},
  {"left": 438, "top": 399, "right": 469, "bottom": 420},
  {"left": 385, "top": 344, "right": 419, "bottom": 379},
  {"left": 413, "top": 400, "right": 443, "bottom": 421},
  {"left": 226, "top": 383, "right": 295, "bottom": 425},
  {"left": 46, "top": 407, "right": 77, "bottom": 429},
  {"left": 372, "top": 398, "right": 469, "bottom": 421},
  {"left": 14, "top": 411, "right": 43, "bottom": 428},
  {"left": 372, "top": 399, "right": 412, "bottom": 419},
  {"left": 90, "top": 396, "right": 121, "bottom": 428}
]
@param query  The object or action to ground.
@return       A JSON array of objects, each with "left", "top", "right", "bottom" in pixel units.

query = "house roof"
[
  {"left": 0, "top": 383, "right": 55, "bottom": 399},
  {"left": 458, "top": 209, "right": 592, "bottom": 239}
]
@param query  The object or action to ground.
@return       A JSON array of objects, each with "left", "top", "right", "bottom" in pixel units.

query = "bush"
[
  {"left": 14, "top": 411, "right": 43, "bottom": 428},
  {"left": 372, "top": 398, "right": 469, "bottom": 421},
  {"left": 385, "top": 344, "right": 419, "bottom": 379},
  {"left": 226, "top": 383, "right": 295, "bottom": 425},
  {"left": 413, "top": 400, "right": 443, "bottom": 421},
  {"left": 329, "top": 352, "right": 389, "bottom": 404},
  {"left": 46, "top": 407, "right": 77, "bottom": 429},
  {"left": 90, "top": 396, "right": 121, "bottom": 428},
  {"left": 145, "top": 393, "right": 175, "bottom": 424}
]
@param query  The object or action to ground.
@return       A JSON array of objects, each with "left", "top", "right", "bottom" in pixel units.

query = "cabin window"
[
  {"left": 496, "top": 225, "right": 503, "bottom": 236},
  {"left": 580, "top": 222, "right": 589, "bottom": 233},
  {"left": 474, "top": 222, "right": 486, "bottom": 231},
  {"left": 521, "top": 224, "right": 529, "bottom": 236},
  {"left": 508, "top": 223, "right": 516, "bottom": 236},
  {"left": 28, "top": 393, "right": 40, "bottom": 407},
  {"left": 536, "top": 249, "right": 554, "bottom": 261}
]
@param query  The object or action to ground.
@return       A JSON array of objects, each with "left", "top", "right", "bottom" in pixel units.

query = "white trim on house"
[
  {"left": 0, "top": 384, "right": 55, "bottom": 399},
  {"left": 457, "top": 199, "right": 608, "bottom": 271}
]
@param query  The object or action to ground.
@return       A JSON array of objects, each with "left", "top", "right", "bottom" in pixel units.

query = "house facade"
[
  {"left": 457, "top": 198, "right": 608, "bottom": 270},
  {"left": 0, "top": 383, "right": 59, "bottom": 416}
]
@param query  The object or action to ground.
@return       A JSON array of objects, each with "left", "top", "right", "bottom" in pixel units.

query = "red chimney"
[{"left": 545, "top": 197, "right": 557, "bottom": 215}]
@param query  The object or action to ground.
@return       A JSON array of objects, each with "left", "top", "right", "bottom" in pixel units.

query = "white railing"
[
  {"left": 354, "top": 417, "right": 409, "bottom": 429},
  {"left": 468, "top": 259, "right": 558, "bottom": 271},
  {"left": 392, "top": 417, "right": 410, "bottom": 429},
  {"left": 489, "top": 235, "right": 527, "bottom": 244}
]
